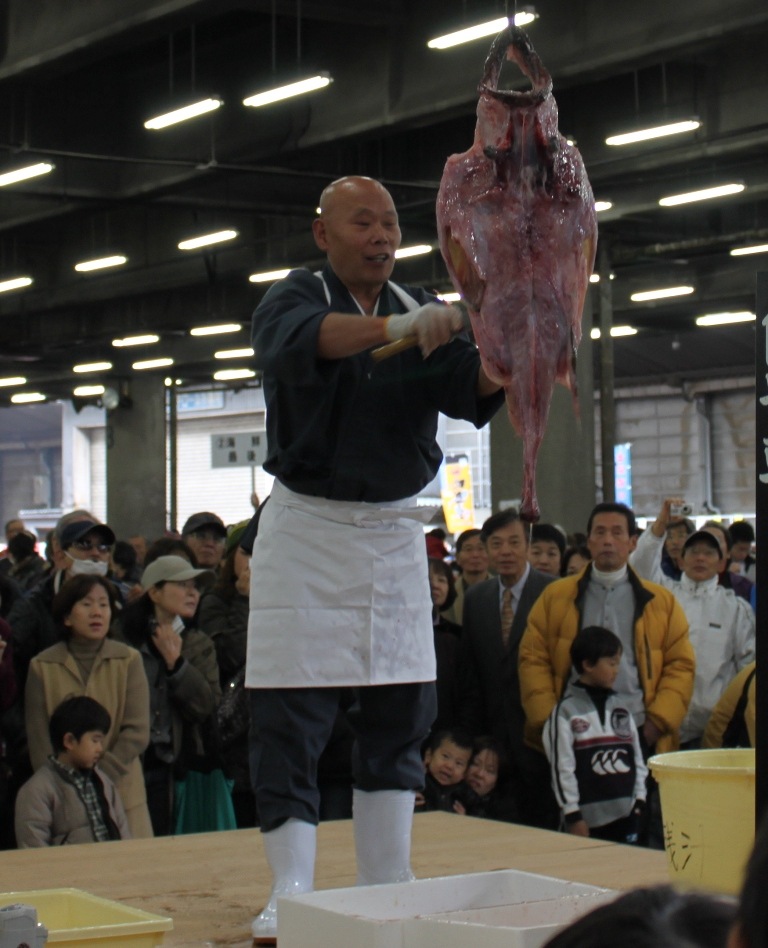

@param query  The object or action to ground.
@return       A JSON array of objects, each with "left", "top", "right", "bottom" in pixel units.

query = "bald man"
[{"left": 246, "top": 176, "right": 503, "bottom": 941}]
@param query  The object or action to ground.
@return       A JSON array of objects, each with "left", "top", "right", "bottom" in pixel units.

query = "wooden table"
[{"left": 0, "top": 814, "right": 668, "bottom": 946}]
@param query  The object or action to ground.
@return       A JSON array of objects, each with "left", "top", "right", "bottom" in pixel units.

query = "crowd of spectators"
[{"left": 0, "top": 496, "right": 757, "bottom": 855}]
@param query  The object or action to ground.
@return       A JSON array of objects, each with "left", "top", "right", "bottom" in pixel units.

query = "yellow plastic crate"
[{"left": 0, "top": 888, "right": 172, "bottom": 946}]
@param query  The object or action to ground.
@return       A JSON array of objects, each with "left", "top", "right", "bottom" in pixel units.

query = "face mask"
[{"left": 67, "top": 554, "right": 109, "bottom": 577}]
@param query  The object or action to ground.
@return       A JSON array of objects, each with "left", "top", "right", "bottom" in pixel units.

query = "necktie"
[{"left": 501, "top": 586, "right": 514, "bottom": 647}]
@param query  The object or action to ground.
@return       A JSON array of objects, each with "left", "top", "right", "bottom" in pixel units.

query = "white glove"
[{"left": 385, "top": 303, "right": 464, "bottom": 357}]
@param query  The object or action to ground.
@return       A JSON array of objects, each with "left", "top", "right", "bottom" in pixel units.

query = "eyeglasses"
[
  {"left": 71, "top": 539, "right": 112, "bottom": 553},
  {"left": 188, "top": 530, "right": 225, "bottom": 544}
]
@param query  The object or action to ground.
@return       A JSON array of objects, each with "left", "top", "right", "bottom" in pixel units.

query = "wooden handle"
[{"left": 370, "top": 334, "right": 419, "bottom": 362}]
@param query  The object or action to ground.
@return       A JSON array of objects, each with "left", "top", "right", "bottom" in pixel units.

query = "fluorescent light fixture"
[
  {"left": 0, "top": 377, "right": 26, "bottom": 387},
  {"left": 730, "top": 244, "right": 768, "bottom": 257},
  {"left": 659, "top": 183, "right": 745, "bottom": 206},
  {"left": 74, "top": 255, "right": 127, "bottom": 272},
  {"left": 215, "top": 347, "right": 255, "bottom": 360},
  {"left": 144, "top": 97, "right": 222, "bottom": 130},
  {"left": 73, "top": 361, "right": 113, "bottom": 374},
  {"left": 428, "top": 10, "right": 537, "bottom": 49},
  {"left": 11, "top": 392, "right": 45, "bottom": 404},
  {"left": 437, "top": 292, "right": 461, "bottom": 302},
  {"left": 112, "top": 334, "right": 159, "bottom": 347},
  {"left": 591, "top": 326, "right": 638, "bottom": 339},
  {"left": 0, "top": 162, "right": 54, "bottom": 187},
  {"left": 213, "top": 368, "right": 256, "bottom": 381},
  {"left": 190, "top": 323, "right": 242, "bottom": 337},
  {"left": 132, "top": 357, "right": 174, "bottom": 370},
  {"left": 695, "top": 311, "right": 755, "bottom": 327},
  {"left": 178, "top": 230, "right": 238, "bottom": 251},
  {"left": 395, "top": 244, "right": 432, "bottom": 259},
  {"left": 243, "top": 74, "right": 332, "bottom": 108},
  {"left": 630, "top": 286, "right": 694, "bottom": 302},
  {"left": 249, "top": 268, "right": 291, "bottom": 283},
  {"left": 606, "top": 119, "right": 701, "bottom": 147},
  {"left": 73, "top": 385, "right": 106, "bottom": 397},
  {"left": 0, "top": 276, "right": 33, "bottom": 293},
  {"left": 595, "top": 201, "right": 613, "bottom": 212}
]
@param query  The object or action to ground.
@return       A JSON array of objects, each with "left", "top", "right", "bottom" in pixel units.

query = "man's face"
[
  {"left": 66, "top": 529, "right": 112, "bottom": 564},
  {"left": 703, "top": 526, "right": 729, "bottom": 575},
  {"left": 664, "top": 524, "right": 689, "bottom": 565},
  {"left": 456, "top": 536, "right": 489, "bottom": 578},
  {"left": 682, "top": 540, "right": 722, "bottom": 583},
  {"left": 730, "top": 540, "right": 751, "bottom": 564},
  {"left": 184, "top": 528, "right": 226, "bottom": 569},
  {"left": 485, "top": 520, "right": 529, "bottom": 585},
  {"left": 587, "top": 513, "right": 636, "bottom": 571},
  {"left": 312, "top": 178, "right": 401, "bottom": 296},
  {"left": 528, "top": 541, "right": 562, "bottom": 576},
  {"left": 128, "top": 535, "right": 148, "bottom": 565}
]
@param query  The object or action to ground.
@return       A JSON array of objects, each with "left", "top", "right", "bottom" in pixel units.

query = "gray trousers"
[{"left": 249, "top": 682, "right": 436, "bottom": 832}]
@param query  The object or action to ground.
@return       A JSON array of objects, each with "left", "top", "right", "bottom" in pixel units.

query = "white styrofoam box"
[{"left": 278, "top": 869, "right": 615, "bottom": 948}]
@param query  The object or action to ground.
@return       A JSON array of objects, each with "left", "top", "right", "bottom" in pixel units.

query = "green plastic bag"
[{"left": 174, "top": 768, "right": 237, "bottom": 834}]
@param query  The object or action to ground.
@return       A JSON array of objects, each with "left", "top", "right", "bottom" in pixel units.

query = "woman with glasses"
[
  {"left": 119, "top": 555, "right": 221, "bottom": 835},
  {"left": 25, "top": 573, "right": 153, "bottom": 837}
]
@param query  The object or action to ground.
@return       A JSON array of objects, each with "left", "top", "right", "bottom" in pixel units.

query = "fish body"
[{"left": 436, "top": 25, "right": 597, "bottom": 521}]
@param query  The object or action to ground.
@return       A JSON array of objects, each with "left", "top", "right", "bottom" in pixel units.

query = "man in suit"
[{"left": 457, "top": 508, "right": 556, "bottom": 827}]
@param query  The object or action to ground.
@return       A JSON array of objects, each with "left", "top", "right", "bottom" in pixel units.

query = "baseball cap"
[
  {"left": 141, "top": 555, "right": 215, "bottom": 590},
  {"left": 181, "top": 512, "right": 227, "bottom": 537},
  {"left": 683, "top": 530, "right": 723, "bottom": 555},
  {"left": 60, "top": 519, "right": 116, "bottom": 550}
]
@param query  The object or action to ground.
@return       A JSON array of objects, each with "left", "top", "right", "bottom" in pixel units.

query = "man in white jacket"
[{"left": 630, "top": 499, "right": 755, "bottom": 747}]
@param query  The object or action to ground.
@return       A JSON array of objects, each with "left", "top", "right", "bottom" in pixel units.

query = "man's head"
[
  {"left": 312, "top": 176, "right": 401, "bottom": 298},
  {"left": 128, "top": 535, "right": 148, "bottom": 567},
  {"left": 423, "top": 727, "right": 473, "bottom": 788},
  {"left": 454, "top": 528, "right": 489, "bottom": 580},
  {"left": 681, "top": 530, "right": 724, "bottom": 583},
  {"left": 5, "top": 518, "right": 24, "bottom": 543},
  {"left": 181, "top": 512, "right": 227, "bottom": 570},
  {"left": 529, "top": 523, "right": 565, "bottom": 576},
  {"left": 59, "top": 519, "right": 116, "bottom": 578},
  {"left": 8, "top": 531, "right": 36, "bottom": 564},
  {"left": 729, "top": 521, "right": 755, "bottom": 565},
  {"left": 587, "top": 502, "right": 637, "bottom": 572},
  {"left": 480, "top": 509, "right": 529, "bottom": 585},
  {"left": 664, "top": 518, "right": 694, "bottom": 568},
  {"left": 702, "top": 521, "right": 732, "bottom": 575}
]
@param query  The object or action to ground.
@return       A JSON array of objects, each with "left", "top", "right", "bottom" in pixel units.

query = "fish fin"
[{"left": 443, "top": 229, "right": 486, "bottom": 311}]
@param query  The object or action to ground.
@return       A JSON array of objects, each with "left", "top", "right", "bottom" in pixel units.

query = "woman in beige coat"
[{"left": 25, "top": 575, "right": 153, "bottom": 837}]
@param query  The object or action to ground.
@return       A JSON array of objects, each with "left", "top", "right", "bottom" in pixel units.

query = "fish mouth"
[{"left": 478, "top": 24, "right": 552, "bottom": 105}]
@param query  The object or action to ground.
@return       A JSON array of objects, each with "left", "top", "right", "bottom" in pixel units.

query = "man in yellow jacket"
[{"left": 519, "top": 503, "right": 695, "bottom": 757}]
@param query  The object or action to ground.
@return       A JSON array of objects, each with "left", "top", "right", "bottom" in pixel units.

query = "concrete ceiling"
[{"left": 0, "top": 0, "right": 766, "bottom": 406}]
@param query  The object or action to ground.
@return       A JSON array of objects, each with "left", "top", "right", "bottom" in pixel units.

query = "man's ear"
[
  {"left": 629, "top": 534, "right": 638, "bottom": 553},
  {"left": 312, "top": 217, "right": 328, "bottom": 252}
]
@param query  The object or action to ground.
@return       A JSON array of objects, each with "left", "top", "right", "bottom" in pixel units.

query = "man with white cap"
[
  {"left": 246, "top": 175, "right": 503, "bottom": 942},
  {"left": 630, "top": 498, "right": 755, "bottom": 747}
]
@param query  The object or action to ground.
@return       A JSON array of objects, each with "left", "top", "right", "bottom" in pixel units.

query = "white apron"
[{"left": 245, "top": 481, "right": 437, "bottom": 688}]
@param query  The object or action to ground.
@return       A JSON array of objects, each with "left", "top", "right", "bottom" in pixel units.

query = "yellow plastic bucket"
[{"left": 649, "top": 748, "right": 755, "bottom": 895}]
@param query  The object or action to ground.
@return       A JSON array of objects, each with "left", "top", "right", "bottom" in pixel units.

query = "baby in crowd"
[
  {"left": 416, "top": 727, "right": 474, "bottom": 812},
  {"left": 543, "top": 626, "right": 647, "bottom": 844},
  {"left": 15, "top": 695, "right": 130, "bottom": 847}
]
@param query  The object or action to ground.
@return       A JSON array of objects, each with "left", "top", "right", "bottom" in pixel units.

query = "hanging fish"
[{"left": 436, "top": 23, "right": 597, "bottom": 521}]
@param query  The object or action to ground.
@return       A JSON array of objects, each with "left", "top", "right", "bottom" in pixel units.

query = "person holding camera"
[{"left": 630, "top": 498, "right": 755, "bottom": 748}]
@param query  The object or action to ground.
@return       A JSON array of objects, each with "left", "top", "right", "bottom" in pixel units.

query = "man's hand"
[
  {"left": 567, "top": 819, "right": 589, "bottom": 837},
  {"left": 650, "top": 497, "right": 687, "bottom": 538},
  {"left": 643, "top": 719, "right": 663, "bottom": 748},
  {"left": 385, "top": 303, "right": 464, "bottom": 358}
]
